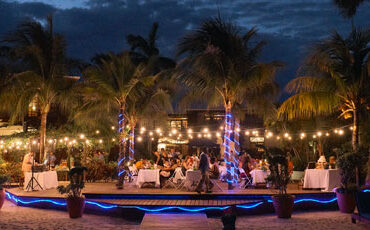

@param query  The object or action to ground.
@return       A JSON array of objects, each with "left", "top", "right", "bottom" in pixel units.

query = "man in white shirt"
[{"left": 22, "top": 152, "right": 35, "bottom": 174}]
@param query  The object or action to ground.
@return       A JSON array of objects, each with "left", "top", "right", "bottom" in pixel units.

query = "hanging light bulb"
[
  {"left": 219, "top": 126, "right": 224, "bottom": 130},
  {"left": 156, "top": 128, "right": 161, "bottom": 133},
  {"left": 245, "top": 131, "right": 250, "bottom": 135},
  {"left": 80, "top": 134, "right": 85, "bottom": 139},
  {"left": 171, "top": 129, "right": 177, "bottom": 134},
  {"left": 187, "top": 129, "right": 193, "bottom": 134},
  {"left": 313, "top": 135, "right": 317, "bottom": 139},
  {"left": 300, "top": 133, "right": 305, "bottom": 138},
  {"left": 276, "top": 136, "right": 280, "bottom": 140},
  {"left": 317, "top": 131, "right": 322, "bottom": 137},
  {"left": 236, "top": 128, "right": 241, "bottom": 132},
  {"left": 325, "top": 132, "right": 330, "bottom": 137},
  {"left": 197, "top": 134, "right": 202, "bottom": 138},
  {"left": 284, "top": 133, "right": 289, "bottom": 138},
  {"left": 111, "top": 126, "right": 115, "bottom": 130},
  {"left": 203, "top": 128, "right": 209, "bottom": 133},
  {"left": 112, "top": 138, "right": 116, "bottom": 142},
  {"left": 338, "top": 129, "right": 344, "bottom": 135},
  {"left": 216, "top": 132, "right": 221, "bottom": 137},
  {"left": 137, "top": 137, "right": 142, "bottom": 142},
  {"left": 141, "top": 127, "right": 146, "bottom": 132},
  {"left": 96, "top": 130, "right": 100, "bottom": 134},
  {"left": 149, "top": 131, "right": 153, "bottom": 136},
  {"left": 99, "top": 139, "right": 103, "bottom": 143}
]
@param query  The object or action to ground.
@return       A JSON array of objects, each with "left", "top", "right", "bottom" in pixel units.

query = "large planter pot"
[
  {"left": 271, "top": 194, "right": 295, "bottom": 218},
  {"left": 0, "top": 189, "right": 5, "bottom": 209},
  {"left": 66, "top": 196, "right": 85, "bottom": 218},
  {"left": 335, "top": 191, "right": 355, "bottom": 213}
]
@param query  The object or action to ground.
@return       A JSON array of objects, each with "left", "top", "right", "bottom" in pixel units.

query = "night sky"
[{"left": 1, "top": 0, "right": 369, "bottom": 90}]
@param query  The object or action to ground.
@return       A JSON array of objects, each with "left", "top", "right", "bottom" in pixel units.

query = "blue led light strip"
[{"left": 5, "top": 191, "right": 346, "bottom": 213}]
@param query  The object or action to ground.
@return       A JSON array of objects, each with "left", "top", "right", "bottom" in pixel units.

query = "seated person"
[
  {"left": 181, "top": 156, "right": 193, "bottom": 174},
  {"left": 329, "top": 156, "right": 336, "bottom": 169},
  {"left": 153, "top": 151, "right": 161, "bottom": 165},
  {"left": 160, "top": 158, "right": 178, "bottom": 187},
  {"left": 209, "top": 157, "right": 220, "bottom": 179}
]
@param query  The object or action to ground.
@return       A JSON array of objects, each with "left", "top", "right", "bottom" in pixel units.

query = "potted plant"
[
  {"left": 336, "top": 151, "right": 368, "bottom": 213},
  {"left": 57, "top": 166, "right": 87, "bottom": 218},
  {"left": 0, "top": 175, "right": 9, "bottom": 210},
  {"left": 265, "top": 147, "right": 294, "bottom": 218}
]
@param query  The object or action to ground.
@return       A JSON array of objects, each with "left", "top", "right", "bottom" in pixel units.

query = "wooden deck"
[{"left": 90, "top": 198, "right": 259, "bottom": 207}]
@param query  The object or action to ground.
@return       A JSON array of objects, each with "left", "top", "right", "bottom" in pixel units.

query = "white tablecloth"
[
  {"left": 250, "top": 169, "right": 270, "bottom": 185},
  {"left": 136, "top": 169, "right": 160, "bottom": 188},
  {"left": 24, "top": 171, "right": 58, "bottom": 191},
  {"left": 184, "top": 170, "right": 201, "bottom": 191},
  {"left": 303, "top": 169, "right": 341, "bottom": 191}
]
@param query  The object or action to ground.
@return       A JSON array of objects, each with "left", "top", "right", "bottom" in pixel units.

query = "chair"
[
  {"left": 162, "top": 172, "right": 178, "bottom": 189},
  {"left": 173, "top": 168, "right": 186, "bottom": 190},
  {"left": 351, "top": 191, "right": 370, "bottom": 225},
  {"left": 239, "top": 176, "right": 253, "bottom": 189}
]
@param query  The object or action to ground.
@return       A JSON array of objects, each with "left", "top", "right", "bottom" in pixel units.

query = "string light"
[
  {"left": 112, "top": 138, "right": 116, "bottom": 142},
  {"left": 338, "top": 129, "right": 344, "bottom": 135},
  {"left": 149, "top": 132, "right": 153, "bottom": 136},
  {"left": 317, "top": 131, "right": 322, "bottom": 137},
  {"left": 137, "top": 137, "right": 142, "bottom": 142},
  {"left": 171, "top": 129, "right": 177, "bottom": 134},
  {"left": 98, "top": 139, "right": 103, "bottom": 143},
  {"left": 325, "top": 132, "right": 330, "bottom": 136},
  {"left": 284, "top": 133, "right": 289, "bottom": 138},
  {"left": 187, "top": 129, "right": 193, "bottom": 134},
  {"left": 80, "top": 134, "right": 85, "bottom": 139},
  {"left": 156, "top": 128, "right": 161, "bottom": 133},
  {"left": 96, "top": 130, "right": 100, "bottom": 134},
  {"left": 203, "top": 128, "right": 209, "bottom": 133},
  {"left": 111, "top": 126, "right": 115, "bottom": 130},
  {"left": 245, "top": 131, "right": 250, "bottom": 135},
  {"left": 300, "top": 133, "right": 305, "bottom": 139}
]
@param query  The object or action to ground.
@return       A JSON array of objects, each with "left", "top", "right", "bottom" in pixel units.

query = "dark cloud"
[{"left": 1, "top": 0, "right": 370, "bottom": 97}]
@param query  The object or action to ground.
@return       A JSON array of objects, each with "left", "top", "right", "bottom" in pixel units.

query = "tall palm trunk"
[
  {"left": 223, "top": 101, "right": 234, "bottom": 190},
  {"left": 39, "top": 112, "right": 48, "bottom": 162},
  {"left": 129, "top": 121, "right": 136, "bottom": 161},
  {"left": 117, "top": 105, "right": 126, "bottom": 189},
  {"left": 352, "top": 108, "right": 360, "bottom": 151}
]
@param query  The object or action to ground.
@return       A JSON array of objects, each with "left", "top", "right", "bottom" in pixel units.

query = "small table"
[
  {"left": 250, "top": 169, "right": 270, "bottom": 185},
  {"left": 303, "top": 169, "right": 341, "bottom": 191},
  {"left": 24, "top": 171, "right": 58, "bottom": 191},
  {"left": 184, "top": 170, "right": 201, "bottom": 191},
  {"left": 136, "top": 169, "right": 160, "bottom": 188}
]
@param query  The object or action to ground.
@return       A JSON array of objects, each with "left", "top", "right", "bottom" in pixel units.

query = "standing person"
[
  {"left": 196, "top": 149, "right": 212, "bottom": 194},
  {"left": 22, "top": 152, "right": 35, "bottom": 175},
  {"left": 44, "top": 151, "right": 56, "bottom": 169}
]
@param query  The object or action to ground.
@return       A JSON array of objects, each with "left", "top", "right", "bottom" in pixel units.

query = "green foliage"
[
  {"left": 57, "top": 166, "right": 87, "bottom": 198},
  {"left": 0, "top": 175, "right": 9, "bottom": 189},
  {"left": 337, "top": 149, "right": 369, "bottom": 193},
  {"left": 265, "top": 147, "right": 290, "bottom": 195},
  {"left": 85, "top": 159, "right": 117, "bottom": 182}
]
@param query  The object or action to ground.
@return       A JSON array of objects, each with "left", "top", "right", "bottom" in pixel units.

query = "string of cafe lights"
[{"left": 0, "top": 124, "right": 353, "bottom": 152}]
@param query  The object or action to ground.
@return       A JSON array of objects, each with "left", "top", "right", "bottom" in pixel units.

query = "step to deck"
[{"left": 140, "top": 213, "right": 210, "bottom": 230}]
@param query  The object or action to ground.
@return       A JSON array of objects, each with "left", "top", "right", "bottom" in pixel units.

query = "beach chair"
[{"left": 162, "top": 172, "right": 178, "bottom": 189}]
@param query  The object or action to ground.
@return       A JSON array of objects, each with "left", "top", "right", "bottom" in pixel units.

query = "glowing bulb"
[
  {"left": 96, "top": 130, "right": 100, "bottom": 134},
  {"left": 64, "top": 137, "right": 69, "bottom": 141},
  {"left": 276, "top": 136, "right": 280, "bottom": 140},
  {"left": 48, "top": 139, "right": 53, "bottom": 144},
  {"left": 151, "top": 137, "right": 154, "bottom": 141},
  {"left": 300, "top": 133, "right": 305, "bottom": 138},
  {"left": 338, "top": 129, "right": 344, "bottom": 135},
  {"left": 313, "top": 135, "right": 317, "bottom": 139},
  {"left": 112, "top": 138, "right": 116, "bottom": 142},
  {"left": 149, "top": 131, "right": 153, "bottom": 136},
  {"left": 288, "top": 136, "right": 292, "bottom": 140},
  {"left": 334, "top": 129, "right": 338, "bottom": 133},
  {"left": 59, "top": 139, "right": 63, "bottom": 143},
  {"left": 99, "top": 139, "right": 103, "bottom": 143},
  {"left": 156, "top": 128, "right": 161, "bottom": 133},
  {"left": 171, "top": 129, "right": 177, "bottom": 134},
  {"left": 349, "top": 126, "right": 353, "bottom": 130},
  {"left": 137, "top": 137, "right": 142, "bottom": 142},
  {"left": 325, "top": 132, "right": 330, "bottom": 136},
  {"left": 317, "top": 131, "right": 322, "bottom": 137},
  {"left": 197, "top": 134, "right": 202, "bottom": 138},
  {"left": 85, "top": 140, "right": 90, "bottom": 144},
  {"left": 141, "top": 127, "right": 146, "bottom": 132},
  {"left": 32, "top": 140, "right": 37, "bottom": 145},
  {"left": 216, "top": 132, "right": 221, "bottom": 137},
  {"left": 80, "top": 134, "right": 85, "bottom": 139},
  {"left": 207, "top": 134, "right": 211, "bottom": 138},
  {"left": 245, "top": 131, "right": 250, "bottom": 135},
  {"left": 169, "top": 133, "right": 172, "bottom": 137},
  {"left": 236, "top": 128, "right": 241, "bottom": 132},
  {"left": 159, "top": 133, "right": 163, "bottom": 136},
  {"left": 284, "top": 133, "right": 289, "bottom": 138},
  {"left": 32, "top": 105, "right": 36, "bottom": 111},
  {"left": 219, "top": 126, "right": 224, "bottom": 130},
  {"left": 0, "top": 145, "right": 3, "bottom": 149},
  {"left": 203, "top": 128, "right": 209, "bottom": 133},
  {"left": 187, "top": 129, "right": 193, "bottom": 134},
  {"left": 111, "top": 126, "right": 115, "bottom": 130},
  {"left": 178, "top": 134, "right": 182, "bottom": 137}
]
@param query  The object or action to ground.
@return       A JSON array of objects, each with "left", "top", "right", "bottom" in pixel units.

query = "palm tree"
[
  {"left": 77, "top": 52, "right": 171, "bottom": 187},
  {"left": 333, "top": 0, "right": 367, "bottom": 28},
  {"left": 0, "top": 15, "right": 72, "bottom": 160},
  {"left": 278, "top": 29, "right": 370, "bottom": 151},
  {"left": 177, "top": 18, "right": 281, "bottom": 188},
  {"left": 126, "top": 22, "right": 176, "bottom": 73}
]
